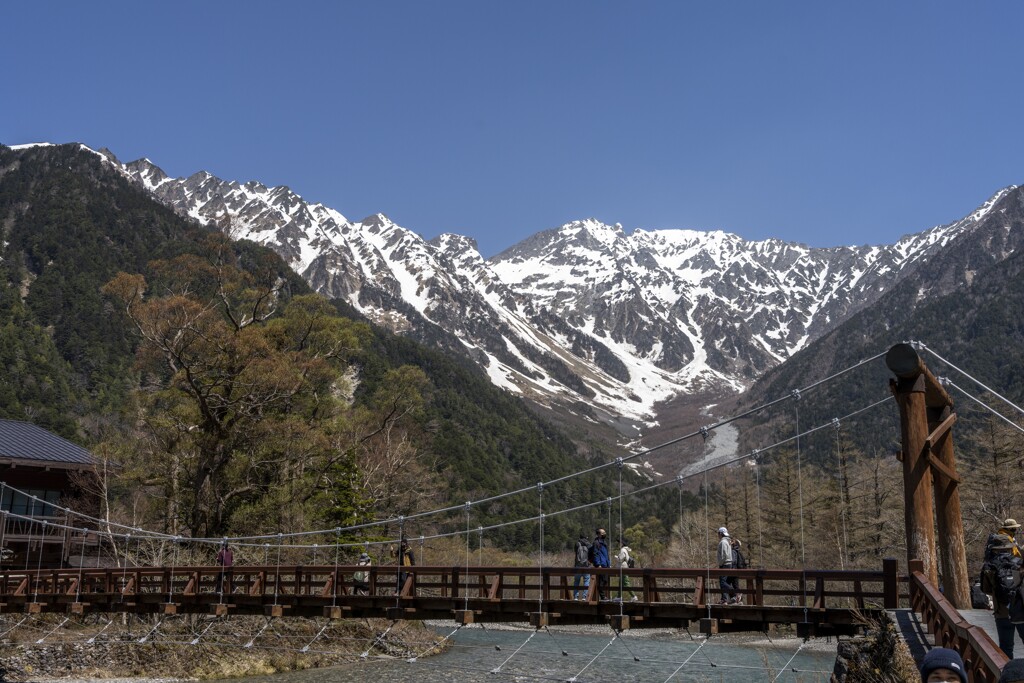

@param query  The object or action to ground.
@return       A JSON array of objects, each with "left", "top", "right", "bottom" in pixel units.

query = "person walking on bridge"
[
  {"left": 572, "top": 533, "right": 591, "bottom": 600},
  {"left": 717, "top": 527, "right": 737, "bottom": 604},
  {"left": 982, "top": 536, "right": 1024, "bottom": 658},
  {"left": 589, "top": 528, "right": 610, "bottom": 600},
  {"left": 986, "top": 519, "right": 1022, "bottom": 563}
]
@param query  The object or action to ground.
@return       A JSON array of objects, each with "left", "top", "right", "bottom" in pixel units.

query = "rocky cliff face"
[{"left": 112, "top": 151, "right": 1015, "bottom": 425}]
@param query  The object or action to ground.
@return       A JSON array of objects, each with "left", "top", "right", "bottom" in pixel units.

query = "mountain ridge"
[{"left": 13, "top": 142, "right": 1014, "bottom": 430}]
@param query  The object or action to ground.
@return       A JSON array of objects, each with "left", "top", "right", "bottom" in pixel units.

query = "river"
[{"left": 211, "top": 626, "right": 836, "bottom": 682}]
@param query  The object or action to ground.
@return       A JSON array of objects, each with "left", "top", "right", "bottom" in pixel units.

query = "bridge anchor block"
[
  {"left": 610, "top": 615, "right": 630, "bottom": 631},
  {"left": 324, "top": 606, "right": 344, "bottom": 619},
  {"left": 455, "top": 610, "right": 475, "bottom": 625},
  {"left": 699, "top": 618, "right": 719, "bottom": 635},
  {"left": 529, "top": 612, "right": 550, "bottom": 628}
]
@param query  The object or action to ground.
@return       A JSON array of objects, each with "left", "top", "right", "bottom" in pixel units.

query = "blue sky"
[{"left": 3, "top": 2, "right": 1022, "bottom": 257}]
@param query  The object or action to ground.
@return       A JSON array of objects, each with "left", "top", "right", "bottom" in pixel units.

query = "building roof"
[{"left": 0, "top": 419, "right": 95, "bottom": 466}]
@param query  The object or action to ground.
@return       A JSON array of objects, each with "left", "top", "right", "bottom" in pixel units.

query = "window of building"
[{"left": 1, "top": 488, "right": 62, "bottom": 517}]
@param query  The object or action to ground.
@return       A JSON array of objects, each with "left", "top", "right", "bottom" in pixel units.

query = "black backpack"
[
  {"left": 990, "top": 554, "right": 1021, "bottom": 606},
  {"left": 627, "top": 552, "right": 636, "bottom": 568},
  {"left": 971, "top": 581, "right": 990, "bottom": 609},
  {"left": 732, "top": 541, "right": 748, "bottom": 570}
]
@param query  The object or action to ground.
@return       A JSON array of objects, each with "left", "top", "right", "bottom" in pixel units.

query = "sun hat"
[
  {"left": 1003, "top": 519, "right": 1021, "bottom": 530},
  {"left": 718, "top": 527, "right": 729, "bottom": 536}
]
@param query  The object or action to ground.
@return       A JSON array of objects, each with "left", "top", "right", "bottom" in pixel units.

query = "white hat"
[{"left": 718, "top": 527, "right": 729, "bottom": 536}]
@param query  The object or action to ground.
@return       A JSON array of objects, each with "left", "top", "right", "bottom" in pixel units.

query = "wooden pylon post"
[
  {"left": 887, "top": 343, "right": 938, "bottom": 587},
  {"left": 886, "top": 343, "right": 969, "bottom": 607},
  {"left": 929, "top": 405, "right": 970, "bottom": 609}
]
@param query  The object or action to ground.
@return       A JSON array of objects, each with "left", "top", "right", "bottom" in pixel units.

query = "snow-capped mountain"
[{"left": 102, "top": 149, "right": 1014, "bottom": 426}]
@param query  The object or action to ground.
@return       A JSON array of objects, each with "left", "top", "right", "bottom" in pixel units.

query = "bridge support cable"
[
  {"left": 943, "top": 377, "right": 1024, "bottom": 435},
  {"left": 753, "top": 450, "right": 765, "bottom": 569},
  {"left": 771, "top": 639, "right": 808, "bottom": 682},
  {"left": 920, "top": 342, "right": 1024, "bottom": 419},
  {"left": 491, "top": 630, "right": 540, "bottom": 671},
  {"left": 464, "top": 502, "right": 471, "bottom": 613},
  {"left": 85, "top": 616, "right": 115, "bottom": 644},
  {"left": 360, "top": 620, "right": 397, "bottom": 659},
  {"left": 834, "top": 419, "right": 851, "bottom": 570},
  {"left": 567, "top": 630, "right": 619, "bottom": 682},
  {"left": 542, "top": 625, "right": 570, "bottom": 657},
  {"left": 616, "top": 458, "right": 624, "bottom": 612},
  {"left": 661, "top": 637, "right": 710, "bottom": 683},
  {"left": 792, "top": 394, "right": 810, "bottom": 625},
  {"left": 74, "top": 527, "right": 87, "bottom": 604},
  {"left": 189, "top": 616, "right": 223, "bottom": 646},
  {"left": 537, "top": 483, "right": 544, "bottom": 617},
  {"left": 409, "top": 623, "right": 464, "bottom": 663},
  {"left": 33, "top": 616, "right": 69, "bottom": 645},
  {"left": 244, "top": 617, "right": 275, "bottom": 649},
  {"left": 700, "top": 426, "right": 712, "bottom": 619},
  {"left": 137, "top": 617, "right": 164, "bottom": 644}
]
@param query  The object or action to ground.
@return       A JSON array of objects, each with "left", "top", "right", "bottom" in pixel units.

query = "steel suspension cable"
[
  {"left": 943, "top": 378, "right": 1024, "bottom": 435},
  {"left": 921, "top": 343, "right": 1024, "bottom": 417}
]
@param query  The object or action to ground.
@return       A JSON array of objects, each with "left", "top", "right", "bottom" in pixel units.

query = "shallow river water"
[{"left": 212, "top": 626, "right": 836, "bottom": 683}]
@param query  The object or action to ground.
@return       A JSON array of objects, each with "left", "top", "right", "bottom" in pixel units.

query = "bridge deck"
[{"left": 0, "top": 562, "right": 899, "bottom": 637}]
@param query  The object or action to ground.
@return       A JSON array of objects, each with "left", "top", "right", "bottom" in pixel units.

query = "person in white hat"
[
  {"left": 717, "top": 527, "right": 736, "bottom": 604},
  {"left": 986, "top": 518, "right": 1023, "bottom": 563}
]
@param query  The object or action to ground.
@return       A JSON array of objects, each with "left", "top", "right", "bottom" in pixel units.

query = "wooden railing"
[
  {"left": 908, "top": 559, "right": 1007, "bottom": 683},
  {"left": 0, "top": 559, "right": 899, "bottom": 634}
]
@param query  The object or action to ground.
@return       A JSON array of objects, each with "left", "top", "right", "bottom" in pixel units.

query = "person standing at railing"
[
  {"left": 353, "top": 552, "right": 371, "bottom": 595},
  {"left": 717, "top": 527, "right": 737, "bottom": 604},
  {"left": 216, "top": 542, "right": 233, "bottom": 595},
  {"left": 589, "top": 528, "right": 610, "bottom": 600},
  {"left": 616, "top": 538, "right": 637, "bottom": 602},
  {"left": 572, "top": 533, "right": 591, "bottom": 601},
  {"left": 395, "top": 539, "right": 415, "bottom": 593},
  {"left": 982, "top": 536, "right": 1024, "bottom": 658}
]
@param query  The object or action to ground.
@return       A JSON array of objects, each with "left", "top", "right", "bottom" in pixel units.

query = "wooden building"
[{"left": 0, "top": 419, "right": 98, "bottom": 567}]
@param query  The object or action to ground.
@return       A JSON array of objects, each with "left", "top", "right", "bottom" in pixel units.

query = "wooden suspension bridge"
[{"left": 0, "top": 344, "right": 1015, "bottom": 681}]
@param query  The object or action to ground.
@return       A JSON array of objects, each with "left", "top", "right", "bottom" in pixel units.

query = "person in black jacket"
[{"left": 982, "top": 536, "right": 1024, "bottom": 657}]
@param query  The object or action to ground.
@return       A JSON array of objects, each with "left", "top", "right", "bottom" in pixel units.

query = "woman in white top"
[{"left": 616, "top": 540, "right": 638, "bottom": 601}]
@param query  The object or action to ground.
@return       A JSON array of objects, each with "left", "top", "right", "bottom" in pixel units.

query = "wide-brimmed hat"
[
  {"left": 1003, "top": 519, "right": 1021, "bottom": 530},
  {"left": 359, "top": 552, "right": 370, "bottom": 560}
]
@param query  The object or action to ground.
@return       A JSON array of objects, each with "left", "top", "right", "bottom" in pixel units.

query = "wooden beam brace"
[
  {"left": 924, "top": 450, "right": 961, "bottom": 485},
  {"left": 925, "top": 413, "right": 957, "bottom": 449}
]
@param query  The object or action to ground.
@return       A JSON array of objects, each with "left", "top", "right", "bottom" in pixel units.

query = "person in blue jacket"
[{"left": 589, "top": 527, "right": 610, "bottom": 600}]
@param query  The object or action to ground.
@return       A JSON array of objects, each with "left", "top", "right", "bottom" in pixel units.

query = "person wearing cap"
[
  {"left": 353, "top": 552, "right": 372, "bottom": 595},
  {"left": 1000, "top": 659, "right": 1024, "bottom": 683},
  {"left": 717, "top": 527, "right": 736, "bottom": 604},
  {"left": 215, "top": 542, "right": 234, "bottom": 594},
  {"left": 986, "top": 519, "right": 1023, "bottom": 562},
  {"left": 919, "top": 647, "right": 967, "bottom": 683},
  {"left": 982, "top": 536, "right": 1024, "bottom": 657}
]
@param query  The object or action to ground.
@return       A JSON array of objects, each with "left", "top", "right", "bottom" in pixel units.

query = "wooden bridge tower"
[{"left": 886, "top": 342, "right": 969, "bottom": 609}]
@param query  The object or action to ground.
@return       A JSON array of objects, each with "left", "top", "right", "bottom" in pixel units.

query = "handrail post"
[{"left": 883, "top": 558, "right": 899, "bottom": 608}]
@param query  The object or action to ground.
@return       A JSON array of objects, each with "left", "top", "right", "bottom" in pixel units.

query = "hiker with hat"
[
  {"left": 717, "top": 526, "right": 736, "bottom": 604},
  {"left": 919, "top": 647, "right": 967, "bottom": 683},
  {"left": 982, "top": 535, "right": 1024, "bottom": 657},
  {"left": 986, "top": 519, "right": 1023, "bottom": 563}
]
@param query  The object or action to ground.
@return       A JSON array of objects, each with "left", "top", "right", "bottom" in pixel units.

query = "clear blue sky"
[{"left": 3, "top": 1, "right": 1022, "bottom": 257}]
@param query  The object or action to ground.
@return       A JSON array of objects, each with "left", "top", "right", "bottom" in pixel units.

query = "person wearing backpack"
[
  {"left": 572, "top": 533, "right": 591, "bottom": 601},
  {"left": 729, "top": 538, "right": 747, "bottom": 604},
  {"left": 716, "top": 527, "right": 737, "bottom": 604},
  {"left": 353, "top": 552, "right": 372, "bottom": 595},
  {"left": 616, "top": 538, "right": 638, "bottom": 602},
  {"left": 985, "top": 519, "right": 1023, "bottom": 563},
  {"left": 982, "top": 536, "right": 1024, "bottom": 657}
]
